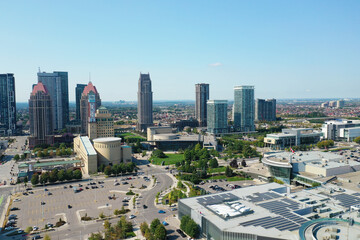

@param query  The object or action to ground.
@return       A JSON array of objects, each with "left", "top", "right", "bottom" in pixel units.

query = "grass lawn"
[
  {"left": 207, "top": 175, "right": 252, "bottom": 181},
  {"left": 124, "top": 135, "right": 146, "bottom": 140},
  {"left": 126, "top": 232, "right": 136, "bottom": 238},
  {"left": 151, "top": 153, "right": 184, "bottom": 165},
  {"left": 208, "top": 166, "right": 226, "bottom": 173}
]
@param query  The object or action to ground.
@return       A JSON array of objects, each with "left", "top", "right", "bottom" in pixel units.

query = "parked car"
[
  {"left": 143, "top": 204, "right": 148, "bottom": 209},
  {"left": 32, "top": 235, "right": 41, "bottom": 240},
  {"left": 176, "top": 229, "right": 186, "bottom": 238},
  {"left": 33, "top": 226, "right": 39, "bottom": 231},
  {"left": 162, "top": 221, "right": 168, "bottom": 226},
  {"left": 158, "top": 210, "right": 166, "bottom": 214},
  {"left": 10, "top": 207, "right": 19, "bottom": 211},
  {"left": 114, "top": 182, "right": 120, "bottom": 186},
  {"left": 129, "top": 215, "right": 136, "bottom": 219},
  {"left": 68, "top": 205, "right": 72, "bottom": 209}
]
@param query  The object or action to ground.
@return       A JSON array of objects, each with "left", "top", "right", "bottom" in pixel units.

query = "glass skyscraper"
[
  {"left": 233, "top": 86, "right": 255, "bottom": 132},
  {"left": 207, "top": 100, "right": 228, "bottom": 134},
  {"left": 195, "top": 83, "right": 209, "bottom": 127},
  {"left": 76, "top": 84, "right": 87, "bottom": 121},
  {"left": 0, "top": 73, "right": 16, "bottom": 135},
  {"left": 37, "top": 71, "right": 69, "bottom": 131},
  {"left": 137, "top": 73, "right": 153, "bottom": 131}
]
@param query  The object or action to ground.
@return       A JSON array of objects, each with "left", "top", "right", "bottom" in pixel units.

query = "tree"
[
  {"left": 229, "top": 159, "right": 238, "bottom": 168},
  {"left": 40, "top": 172, "right": 49, "bottom": 184},
  {"left": 66, "top": 169, "right": 73, "bottom": 180},
  {"left": 57, "top": 169, "right": 66, "bottom": 182},
  {"left": 56, "top": 149, "right": 61, "bottom": 156},
  {"left": 25, "top": 226, "right": 33, "bottom": 233},
  {"left": 23, "top": 176, "right": 28, "bottom": 183},
  {"left": 49, "top": 169, "right": 58, "bottom": 183},
  {"left": 152, "top": 149, "right": 166, "bottom": 158},
  {"left": 31, "top": 173, "right": 39, "bottom": 185},
  {"left": 354, "top": 136, "right": 360, "bottom": 144},
  {"left": 14, "top": 154, "right": 20, "bottom": 161},
  {"left": 185, "top": 219, "right": 200, "bottom": 238},
  {"left": 88, "top": 233, "right": 103, "bottom": 240},
  {"left": 104, "top": 166, "right": 112, "bottom": 176},
  {"left": 37, "top": 151, "right": 44, "bottom": 158},
  {"left": 104, "top": 220, "right": 111, "bottom": 230},
  {"left": 150, "top": 218, "right": 161, "bottom": 233},
  {"left": 241, "top": 159, "right": 247, "bottom": 167},
  {"left": 209, "top": 158, "right": 219, "bottom": 168},
  {"left": 225, "top": 166, "right": 233, "bottom": 177},
  {"left": 73, "top": 169, "right": 82, "bottom": 179},
  {"left": 154, "top": 224, "right": 167, "bottom": 240},
  {"left": 140, "top": 222, "right": 149, "bottom": 236},
  {"left": 21, "top": 154, "right": 26, "bottom": 160},
  {"left": 145, "top": 229, "right": 155, "bottom": 240}
]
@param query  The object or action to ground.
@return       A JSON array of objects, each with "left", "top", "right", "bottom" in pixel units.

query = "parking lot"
[
  {"left": 196, "top": 179, "right": 259, "bottom": 194},
  {"left": 8, "top": 175, "right": 152, "bottom": 232}
]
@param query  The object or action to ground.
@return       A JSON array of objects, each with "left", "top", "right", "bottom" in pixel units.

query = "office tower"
[
  {"left": 29, "top": 82, "right": 53, "bottom": 147},
  {"left": 233, "top": 86, "right": 255, "bottom": 132},
  {"left": 37, "top": 71, "right": 69, "bottom": 131},
  {"left": 80, "top": 82, "right": 101, "bottom": 135},
  {"left": 76, "top": 84, "right": 87, "bottom": 121},
  {"left": 0, "top": 73, "right": 16, "bottom": 135},
  {"left": 195, "top": 83, "right": 209, "bottom": 127},
  {"left": 207, "top": 100, "right": 228, "bottom": 134},
  {"left": 255, "top": 99, "right": 276, "bottom": 122},
  {"left": 88, "top": 106, "right": 114, "bottom": 140},
  {"left": 137, "top": 73, "right": 153, "bottom": 131}
]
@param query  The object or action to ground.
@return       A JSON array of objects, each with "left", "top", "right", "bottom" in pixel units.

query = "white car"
[
  {"left": 129, "top": 215, "right": 136, "bottom": 219},
  {"left": 5, "top": 226, "right": 14, "bottom": 231},
  {"left": 33, "top": 226, "right": 39, "bottom": 231},
  {"left": 14, "top": 198, "right": 21, "bottom": 202}
]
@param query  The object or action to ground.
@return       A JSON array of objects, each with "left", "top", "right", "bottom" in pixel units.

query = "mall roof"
[{"left": 80, "top": 136, "right": 97, "bottom": 155}]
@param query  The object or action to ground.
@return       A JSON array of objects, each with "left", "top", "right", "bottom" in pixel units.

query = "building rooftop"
[
  {"left": 180, "top": 183, "right": 360, "bottom": 239},
  {"left": 93, "top": 137, "right": 122, "bottom": 143},
  {"left": 80, "top": 136, "right": 97, "bottom": 155}
]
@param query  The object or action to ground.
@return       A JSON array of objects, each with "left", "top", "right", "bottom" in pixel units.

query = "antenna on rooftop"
[
  {"left": 38, "top": 67, "right": 41, "bottom": 73},
  {"left": 89, "top": 72, "right": 91, "bottom": 83}
]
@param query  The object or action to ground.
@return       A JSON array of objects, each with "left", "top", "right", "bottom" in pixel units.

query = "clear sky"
[{"left": 1, "top": 0, "right": 360, "bottom": 102}]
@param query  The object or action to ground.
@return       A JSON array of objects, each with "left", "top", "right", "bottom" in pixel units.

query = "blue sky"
[{"left": 1, "top": 0, "right": 359, "bottom": 102}]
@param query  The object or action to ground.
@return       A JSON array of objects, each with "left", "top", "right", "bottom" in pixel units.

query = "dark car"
[
  {"left": 10, "top": 207, "right": 19, "bottom": 211},
  {"left": 41, "top": 201, "right": 45, "bottom": 205},
  {"left": 143, "top": 204, "right": 148, "bottom": 209},
  {"left": 68, "top": 205, "right": 72, "bottom": 209},
  {"left": 176, "top": 229, "right": 186, "bottom": 238}
]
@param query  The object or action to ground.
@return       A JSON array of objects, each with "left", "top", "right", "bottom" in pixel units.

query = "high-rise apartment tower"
[
  {"left": 137, "top": 73, "right": 153, "bottom": 131},
  {"left": 29, "top": 82, "right": 53, "bottom": 147},
  {"left": 37, "top": 71, "right": 69, "bottom": 131},
  {"left": 0, "top": 73, "right": 16, "bottom": 135},
  {"left": 255, "top": 99, "right": 276, "bottom": 122},
  {"left": 80, "top": 82, "right": 101, "bottom": 135},
  {"left": 195, "top": 83, "right": 209, "bottom": 127},
  {"left": 207, "top": 100, "right": 228, "bottom": 134},
  {"left": 233, "top": 86, "right": 255, "bottom": 132},
  {"left": 76, "top": 84, "right": 87, "bottom": 121}
]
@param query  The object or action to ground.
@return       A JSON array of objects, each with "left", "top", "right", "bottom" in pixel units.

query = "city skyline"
[{"left": 1, "top": 1, "right": 360, "bottom": 102}]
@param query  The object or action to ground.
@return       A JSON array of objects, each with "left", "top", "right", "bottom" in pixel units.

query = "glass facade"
[
  {"left": 234, "top": 86, "right": 255, "bottom": 132},
  {"left": 207, "top": 100, "right": 228, "bottom": 134},
  {"left": 0, "top": 73, "right": 16, "bottom": 135},
  {"left": 266, "top": 165, "right": 292, "bottom": 184}
]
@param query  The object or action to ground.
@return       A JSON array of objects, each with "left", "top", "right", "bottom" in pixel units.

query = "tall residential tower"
[
  {"left": 80, "top": 82, "right": 101, "bottom": 135},
  {"left": 37, "top": 71, "right": 69, "bottom": 131},
  {"left": 195, "top": 83, "right": 209, "bottom": 127},
  {"left": 255, "top": 99, "right": 276, "bottom": 122},
  {"left": 75, "top": 84, "right": 87, "bottom": 121},
  {"left": 0, "top": 73, "right": 16, "bottom": 135},
  {"left": 207, "top": 100, "right": 228, "bottom": 134},
  {"left": 233, "top": 86, "right": 255, "bottom": 132},
  {"left": 29, "top": 82, "right": 53, "bottom": 148},
  {"left": 137, "top": 73, "right": 153, "bottom": 131}
]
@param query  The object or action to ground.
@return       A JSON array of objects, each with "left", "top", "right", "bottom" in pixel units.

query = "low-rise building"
[
  {"left": 146, "top": 126, "right": 203, "bottom": 151},
  {"left": 262, "top": 151, "right": 360, "bottom": 185},
  {"left": 322, "top": 119, "right": 360, "bottom": 141},
  {"left": 74, "top": 136, "right": 132, "bottom": 175},
  {"left": 264, "top": 128, "right": 322, "bottom": 150},
  {"left": 179, "top": 182, "right": 360, "bottom": 240}
]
